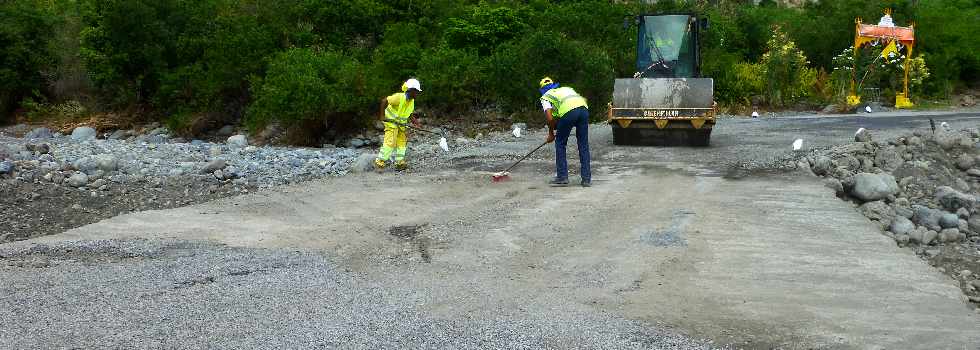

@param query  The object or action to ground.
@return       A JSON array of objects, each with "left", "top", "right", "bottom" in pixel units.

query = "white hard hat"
[{"left": 404, "top": 78, "right": 422, "bottom": 92}]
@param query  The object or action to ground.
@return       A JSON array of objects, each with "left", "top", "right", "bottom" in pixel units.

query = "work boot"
[
  {"left": 395, "top": 160, "right": 408, "bottom": 171},
  {"left": 548, "top": 177, "right": 569, "bottom": 187},
  {"left": 374, "top": 159, "right": 386, "bottom": 172},
  {"left": 581, "top": 179, "right": 592, "bottom": 187}
]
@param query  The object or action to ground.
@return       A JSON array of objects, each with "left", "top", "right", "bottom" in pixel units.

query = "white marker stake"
[
  {"left": 438, "top": 137, "right": 449, "bottom": 152},
  {"left": 792, "top": 139, "right": 803, "bottom": 151}
]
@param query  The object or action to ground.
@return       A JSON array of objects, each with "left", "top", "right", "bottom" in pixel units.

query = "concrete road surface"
[{"left": 3, "top": 110, "right": 980, "bottom": 349}]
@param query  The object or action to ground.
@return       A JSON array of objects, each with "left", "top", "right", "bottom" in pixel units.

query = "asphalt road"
[{"left": 3, "top": 109, "right": 980, "bottom": 349}]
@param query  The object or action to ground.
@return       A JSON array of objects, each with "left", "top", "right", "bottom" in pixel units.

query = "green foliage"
[
  {"left": 0, "top": 0, "right": 56, "bottom": 120},
  {"left": 760, "top": 26, "right": 813, "bottom": 106},
  {"left": 246, "top": 48, "right": 376, "bottom": 130},
  {"left": 487, "top": 31, "right": 614, "bottom": 118},
  {"left": 416, "top": 46, "right": 485, "bottom": 112},
  {"left": 444, "top": 5, "right": 528, "bottom": 56},
  {"left": 3, "top": 0, "right": 979, "bottom": 132}
]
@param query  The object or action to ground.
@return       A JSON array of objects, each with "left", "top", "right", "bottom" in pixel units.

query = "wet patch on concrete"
[
  {"left": 640, "top": 209, "right": 694, "bottom": 247},
  {"left": 389, "top": 224, "right": 433, "bottom": 263}
]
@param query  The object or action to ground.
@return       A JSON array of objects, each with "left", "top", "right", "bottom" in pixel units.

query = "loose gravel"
[{"left": 0, "top": 239, "right": 723, "bottom": 349}]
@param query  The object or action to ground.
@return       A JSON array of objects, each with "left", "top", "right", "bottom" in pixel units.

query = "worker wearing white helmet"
[{"left": 376, "top": 78, "right": 422, "bottom": 171}]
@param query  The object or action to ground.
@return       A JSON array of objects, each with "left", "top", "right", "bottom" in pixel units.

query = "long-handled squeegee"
[
  {"left": 491, "top": 141, "right": 549, "bottom": 182},
  {"left": 390, "top": 122, "right": 449, "bottom": 152}
]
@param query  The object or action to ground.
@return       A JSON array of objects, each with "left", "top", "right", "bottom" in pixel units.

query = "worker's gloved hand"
[{"left": 546, "top": 133, "right": 555, "bottom": 144}]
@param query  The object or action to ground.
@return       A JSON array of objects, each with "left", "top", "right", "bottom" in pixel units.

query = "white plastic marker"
[
  {"left": 855, "top": 127, "right": 866, "bottom": 136},
  {"left": 865, "top": 106, "right": 873, "bottom": 113},
  {"left": 513, "top": 127, "right": 522, "bottom": 138},
  {"left": 751, "top": 111, "right": 760, "bottom": 118},
  {"left": 792, "top": 138, "right": 803, "bottom": 151},
  {"left": 438, "top": 137, "right": 449, "bottom": 152}
]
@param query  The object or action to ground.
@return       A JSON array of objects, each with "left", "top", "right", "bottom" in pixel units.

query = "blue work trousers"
[{"left": 554, "top": 107, "right": 591, "bottom": 181}]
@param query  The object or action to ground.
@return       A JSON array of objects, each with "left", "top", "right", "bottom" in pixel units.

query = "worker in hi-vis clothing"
[
  {"left": 538, "top": 77, "right": 591, "bottom": 187},
  {"left": 375, "top": 78, "right": 422, "bottom": 171}
]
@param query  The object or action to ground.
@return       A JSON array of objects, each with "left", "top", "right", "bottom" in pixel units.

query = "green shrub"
[
  {"left": 760, "top": 26, "right": 813, "bottom": 106},
  {"left": 443, "top": 4, "right": 528, "bottom": 56},
  {"left": 246, "top": 48, "right": 376, "bottom": 131},
  {"left": 487, "top": 31, "right": 614, "bottom": 119},
  {"left": 0, "top": 0, "right": 56, "bottom": 121},
  {"left": 416, "top": 46, "right": 485, "bottom": 112}
]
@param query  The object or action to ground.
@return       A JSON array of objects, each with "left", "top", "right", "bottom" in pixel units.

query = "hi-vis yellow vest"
[
  {"left": 384, "top": 93, "right": 415, "bottom": 126},
  {"left": 540, "top": 87, "right": 588, "bottom": 118}
]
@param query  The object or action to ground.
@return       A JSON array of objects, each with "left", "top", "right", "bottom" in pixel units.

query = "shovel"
[
  {"left": 390, "top": 121, "right": 450, "bottom": 152},
  {"left": 492, "top": 141, "right": 549, "bottom": 182}
]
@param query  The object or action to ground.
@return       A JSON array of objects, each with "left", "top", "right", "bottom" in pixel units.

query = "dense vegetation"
[{"left": 1, "top": 0, "right": 978, "bottom": 140}]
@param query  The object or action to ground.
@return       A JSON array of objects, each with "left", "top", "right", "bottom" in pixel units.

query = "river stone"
[
  {"left": 25, "top": 127, "right": 53, "bottom": 139},
  {"left": 95, "top": 154, "right": 119, "bottom": 172},
  {"left": 957, "top": 154, "right": 976, "bottom": 170},
  {"left": 889, "top": 216, "right": 914, "bottom": 236},
  {"left": 935, "top": 186, "right": 976, "bottom": 211},
  {"left": 912, "top": 205, "right": 944, "bottom": 231},
  {"left": 200, "top": 160, "right": 227, "bottom": 174},
  {"left": 811, "top": 156, "right": 833, "bottom": 176},
  {"left": 859, "top": 201, "right": 896, "bottom": 227},
  {"left": 940, "top": 213, "right": 960, "bottom": 229},
  {"left": 850, "top": 173, "right": 899, "bottom": 202},
  {"left": 939, "top": 228, "right": 962, "bottom": 243},
  {"left": 0, "top": 160, "right": 13, "bottom": 175},
  {"left": 874, "top": 147, "right": 903, "bottom": 172},
  {"left": 227, "top": 135, "right": 248, "bottom": 149},
  {"left": 350, "top": 153, "right": 376, "bottom": 173},
  {"left": 855, "top": 128, "right": 873, "bottom": 142},
  {"left": 71, "top": 126, "right": 97, "bottom": 141},
  {"left": 67, "top": 172, "right": 89, "bottom": 187}
]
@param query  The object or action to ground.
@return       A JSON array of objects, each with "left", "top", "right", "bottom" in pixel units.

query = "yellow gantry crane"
[{"left": 848, "top": 9, "right": 916, "bottom": 109}]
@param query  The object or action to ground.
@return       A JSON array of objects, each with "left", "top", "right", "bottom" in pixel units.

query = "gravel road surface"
[{"left": 3, "top": 109, "right": 980, "bottom": 349}]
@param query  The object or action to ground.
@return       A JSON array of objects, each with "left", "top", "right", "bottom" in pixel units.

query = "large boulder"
[
  {"left": 956, "top": 154, "right": 976, "bottom": 170},
  {"left": 72, "top": 157, "right": 99, "bottom": 174},
  {"left": 939, "top": 213, "right": 960, "bottom": 229},
  {"left": 199, "top": 159, "right": 227, "bottom": 174},
  {"left": 836, "top": 155, "right": 861, "bottom": 171},
  {"left": 227, "top": 135, "right": 248, "bottom": 149},
  {"left": 0, "top": 160, "right": 14, "bottom": 175},
  {"left": 859, "top": 201, "right": 896, "bottom": 228},
  {"left": 95, "top": 154, "right": 119, "bottom": 172},
  {"left": 67, "top": 172, "right": 89, "bottom": 187},
  {"left": 912, "top": 205, "right": 945, "bottom": 231},
  {"left": 935, "top": 132, "right": 970, "bottom": 151},
  {"left": 934, "top": 186, "right": 976, "bottom": 211},
  {"left": 874, "top": 147, "right": 903, "bottom": 172},
  {"left": 25, "top": 127, "right": 53, "bottom": 139},
  {"left": 889, "top": 216, "right": 914, "bottom": 235},
  {"left": 854, "top": 128, "right": 873, "bottom": 142},
  {"left": 811, "top": 156, "right": 833, "bottom": 176},
  {"left": 71, "top": 126, "right": 97, "bottom": 141},
  {"left": 850, "top": 173, "right": 899, "bottom": 202},
  {"left": 939, "top": 228, "right": 962, "bottom": 243},
  {"left": 909, "top": 227, "right": 937, "bottom": 245},
  {"left": 969, "top": 215, "right": 980, "bottom": 233},
  {"left": 350, "top": 153, "right": 376, "bottom": 173}
]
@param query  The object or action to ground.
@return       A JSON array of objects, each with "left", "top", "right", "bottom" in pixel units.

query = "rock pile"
[
  {"left": 804, "top": 128, "right": 980, "bottom": 247},
  {"left": 0, "top": 125, "right": 366, "bottom": 193}
]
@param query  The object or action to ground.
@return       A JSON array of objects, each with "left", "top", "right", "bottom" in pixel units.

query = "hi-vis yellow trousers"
[{"left": 376, "top": 123, "right": 408, "bottom": 163}]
